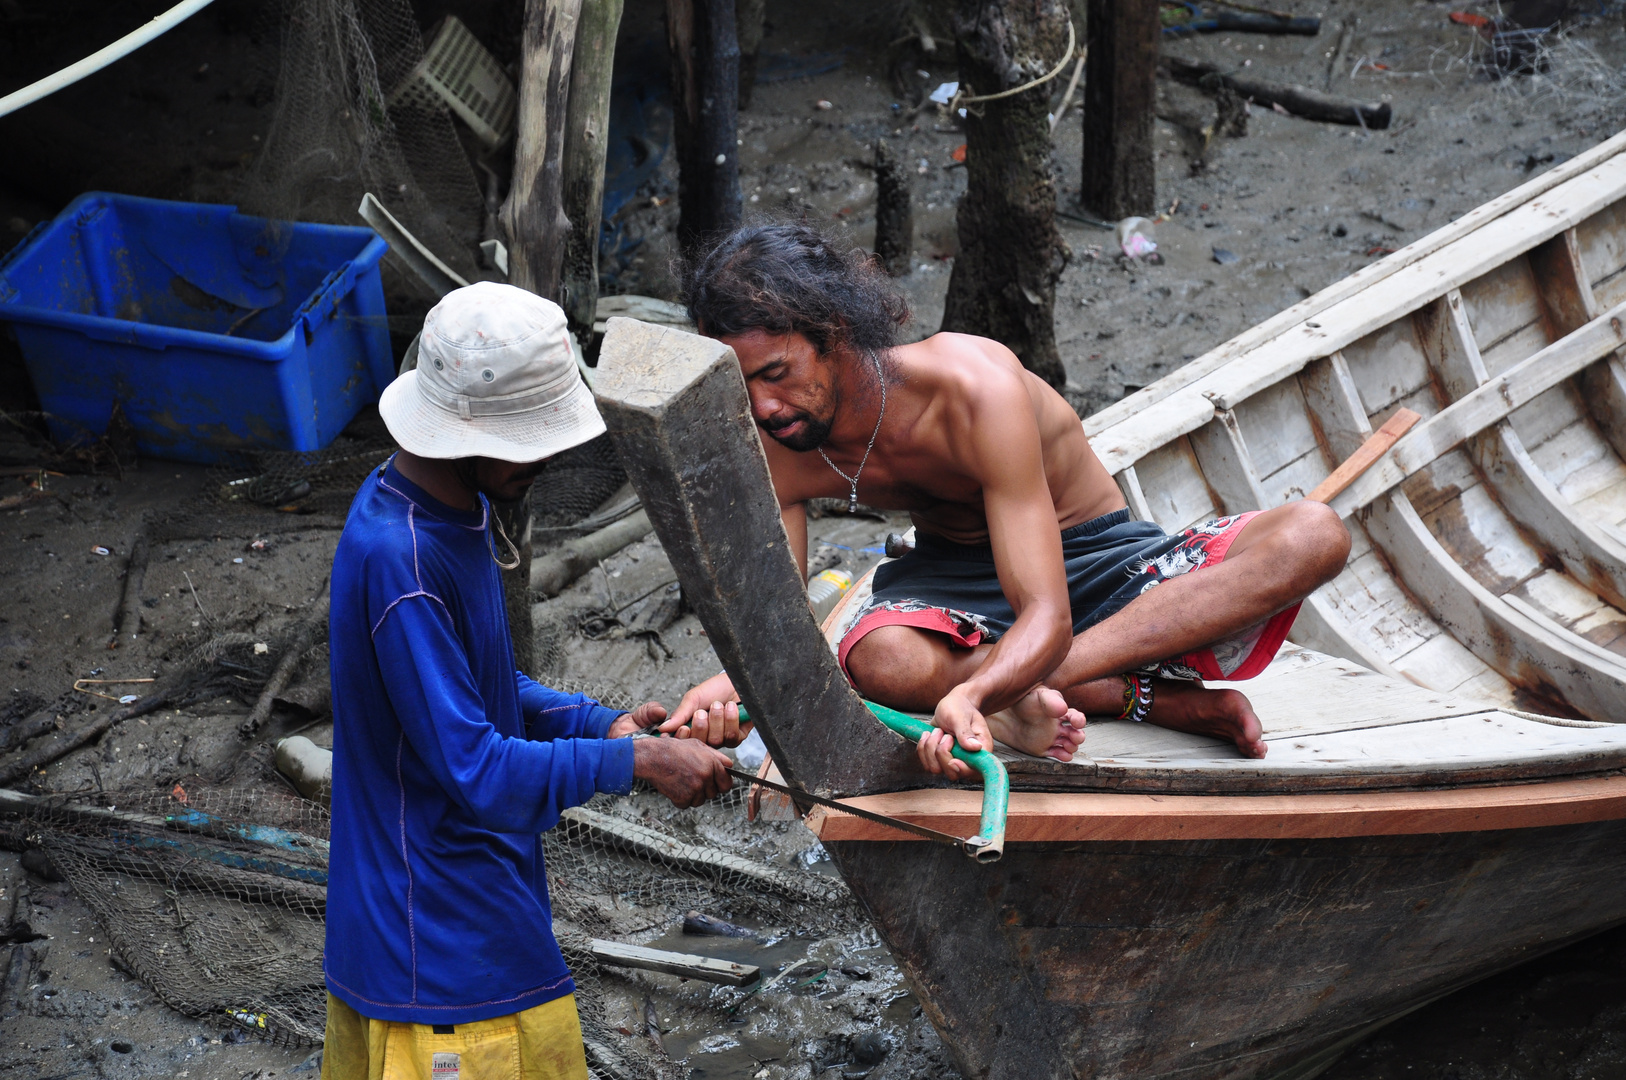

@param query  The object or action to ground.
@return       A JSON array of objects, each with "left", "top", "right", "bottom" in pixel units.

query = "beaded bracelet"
[{"left": 1118, "top": 673, "right": 1154, "bottom": 723}]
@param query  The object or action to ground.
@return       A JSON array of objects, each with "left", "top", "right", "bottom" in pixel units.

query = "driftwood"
[
  {"left": 1160, "top": 54, "right": 1392, "bottom": 129},
  {"left": 241, "top": 587, "right": 331, "bottom": 736},
  {"left": 0, "top": 690, "right": 174, "bottom": 786},
  {"left": 530, "top": 509, "right": 653, "bottom": 597},
  {"left": 107, "top": 522, "right": 150, "bottom": 649}
]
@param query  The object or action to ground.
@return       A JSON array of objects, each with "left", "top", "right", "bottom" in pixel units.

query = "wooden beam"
[
  {"left": 1416, "top": 290, "right": 1626, "bottom": 610},
  {"left": 587, "top": 939, "right": 760, "bottom": 985},
  {"left": 1304, "top": 351, "right": 1626, "bottom": 721},
  {"left": 1331, "top": 297, "right": 1626, "bottom": 517},
  {"left": 501, "top": 0, "right": 583, "bottom": 299},
  {"left": 806, "top": 774, "right": 1626, "bottom": 843},
  {"left": 1080, "top": 0, "right": 1158, "bottom": 219},
  {"left": 560, "top": 0, "right": 625, "bottom": 339},
  {"left": 592, "top": 318, "right": 933, "bottom": 797}
]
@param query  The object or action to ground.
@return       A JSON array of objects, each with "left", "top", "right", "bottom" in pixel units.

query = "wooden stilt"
[
  {"left": 665, "top": 0, "right": 742, "bottom": 254},
  {"left": 940, "top": 0, "right": 1072, "bottom": 387},
  {"left": 560, "top": 0, "right": 625, "bottom": 342},
  {"left": 1080, "top": 0, "right": 1158, "bottom": 219},
  {"left": 501, "top": 0, "right": 583, "bottom": 300},
  {"left": 873, "top": 139, "right": 913, "bottom": 277}
]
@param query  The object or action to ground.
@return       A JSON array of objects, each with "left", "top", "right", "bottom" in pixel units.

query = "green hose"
[{"left": 734, "top": 701, "right": 1010, "bottom": 862}]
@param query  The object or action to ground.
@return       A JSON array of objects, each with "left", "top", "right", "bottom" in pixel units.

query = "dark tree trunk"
[
  {"left": 666, "top": 0, "right": 743, "bottom": 255},
  {"left": 501, "top": 0, "right": 583, "bottom": 300},
  {"left": 736, "top": 0, "right": 766, "bottom": 110},
  {"left": 561, "top": 0, "right": 626, "bottom": 341},
  {"left": 873, "top": 139, "right": 914, "bottom": 277},
  {"left": 1080, "top": 0, "right": 1159, "bottom": 219},
  {"left": 940, "top": 0, "right": 1071, "bottom": 389}
]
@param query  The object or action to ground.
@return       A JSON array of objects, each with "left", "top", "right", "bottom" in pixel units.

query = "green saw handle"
[{"left": 735, "top": 700, "right": 1009, "bottom": 862}]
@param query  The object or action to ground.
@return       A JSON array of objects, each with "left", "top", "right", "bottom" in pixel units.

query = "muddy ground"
[{"left": 3, "top": 0, "right": 1626, "bottom": 1076}]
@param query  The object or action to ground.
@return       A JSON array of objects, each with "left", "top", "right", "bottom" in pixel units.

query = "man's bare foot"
[
  {"left": 985, "top": 687, "right": 1087, "bottom": 762},
  {"left": 1147, "top": 681, "right": 1267, "bottom": 758}
]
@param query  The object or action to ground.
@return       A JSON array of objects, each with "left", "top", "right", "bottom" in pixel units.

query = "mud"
[{"left": 3, "top": 0, "right": 1626, "bottom": 1077}]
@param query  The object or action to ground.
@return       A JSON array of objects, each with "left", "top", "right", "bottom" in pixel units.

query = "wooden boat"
[{"left": 590, "top": 128, "right": 1626, "bottom": 1080}]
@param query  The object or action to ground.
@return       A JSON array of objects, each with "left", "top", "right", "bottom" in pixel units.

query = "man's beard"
[{"left": 761, "top": 412, "right": 833, "bottom": 452}]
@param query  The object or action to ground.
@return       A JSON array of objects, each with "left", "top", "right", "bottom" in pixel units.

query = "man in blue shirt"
[{"left": 323, "top": 282, "right": 731, "bottom": 1080}]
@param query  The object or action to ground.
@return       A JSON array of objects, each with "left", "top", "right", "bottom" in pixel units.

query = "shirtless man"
[{"left": 661, "top": 224, "right": 1351, "bottom": 780}]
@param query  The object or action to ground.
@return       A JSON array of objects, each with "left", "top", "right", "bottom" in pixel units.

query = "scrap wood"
[
  {"left": 241, "top": 584, "right": 331, "bottom": 736},
  {"left": 1159, "top": 54, "right": 1391, "bottom": 129},
  {"left": 108, "top": 521, "right": 151, "bottom": 649},
  {"left": 0, "top": 689, "right": 176, "bottom": 787}
]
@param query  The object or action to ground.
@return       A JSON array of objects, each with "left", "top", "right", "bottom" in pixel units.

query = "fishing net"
[
  {"left": 5, "top": 764, "right": 861, "bottom": 1080},
  {"left": 240, "top": 0, "right": 490, "bottom": 317}
]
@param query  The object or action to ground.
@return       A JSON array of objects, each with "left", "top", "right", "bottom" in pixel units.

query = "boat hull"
[{"left": 828, "top": 819, "right": 1626, "bottom": 1080}]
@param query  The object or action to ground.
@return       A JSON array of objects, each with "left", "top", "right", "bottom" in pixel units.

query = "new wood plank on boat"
[{"left": 808, "top": 773, "right": 1626, "bottom": 843}]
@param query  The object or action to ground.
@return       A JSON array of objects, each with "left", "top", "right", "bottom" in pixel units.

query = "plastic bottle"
[
  {"left": 275, "top": 735, "right": 333, "bottom": 807},
  {"left": 807, "top": 568, "right": 854, "bottom": 624}
]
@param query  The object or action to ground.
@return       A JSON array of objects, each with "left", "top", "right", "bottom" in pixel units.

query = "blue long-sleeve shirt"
[{"left": 324, "top": 459, "right": 634, "bottom": 1024}]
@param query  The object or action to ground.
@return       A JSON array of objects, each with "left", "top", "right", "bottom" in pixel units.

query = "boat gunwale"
[{"left": 805, "top": 771, "right": 1626, "bottom": 843}]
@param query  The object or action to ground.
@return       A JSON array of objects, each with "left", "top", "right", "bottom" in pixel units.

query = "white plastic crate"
[{"left": 390, "top": 15, "right": 516, "bottom": 149}]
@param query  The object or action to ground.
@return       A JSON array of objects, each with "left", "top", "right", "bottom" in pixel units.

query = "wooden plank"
[
  {"left": 1389, "top": 631, "right": 1516, "bottom": 704},
  {"left": 1329, "top": 296, "right": 1626, "bottom": 518},
  {"left": 1341, "top": 318, "right": 1435, "bottom": 419},
  {"left": 1574, "top": 197, "right": 1626, "bottom": 304},
  {"left": 1232, "top": 378, "right": 1321, "bottom": 480},
  {"left": 1306, "top": 409, "right": 1422, "bottom": 503},
  {"left": 1128, "top": 436, "right": 1220, "bottom": 531},
  {"left": 1083, "top": 130, "right": 1626, "bottom": 442},
  {"left": 1304, "top": 346, "right": 1626, "bottom": 717},
  {"left": 1115, "top": 464, "right": 1155, "bottom": 522},
  {"left": 594, "top": 319, "right": 925, "bottom": 797},
  {"left": 1187, "top": 409, "right": 1270, "bottom": 514},
  {"left": 807, "top": 773, "right": 1626, "bottom": 843},
  {"left": 588, "top": 939, "right": 761, "bottom": 985},
  {"left": 1285, "top": 593, "right": 1407, "bottom": 680},
  {"left": 1364, "top": 491, "right": 1626, "bottom": 721}
]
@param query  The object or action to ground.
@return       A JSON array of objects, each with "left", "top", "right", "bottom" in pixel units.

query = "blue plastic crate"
[{"left": 0, "top": 192, "right": 392, "bottom": 464}]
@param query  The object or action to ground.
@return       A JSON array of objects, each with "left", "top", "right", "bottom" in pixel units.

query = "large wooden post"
[
  {"left": 1080, "top": 0, "right": 1159, "bottom": 219},
  {"left": 665, "top": 0, "right": 743, "bottom": 255},
  {"left": 939, "top": 0, "right": 1072, "bottom": 388},
  {"left": 594, "top": 318, "right": 928, "bottom": 796},
  {"left": 560, "top": 0, "right": 625, "bottom": 342},
  {"left": 500, "top": 0, "right": 584, "bottom": 670},
  {"left": 501, "top": 0, "right": 583, "bottom": 300}
]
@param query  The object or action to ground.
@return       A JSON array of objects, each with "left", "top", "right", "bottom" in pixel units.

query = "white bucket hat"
[{"left": 379, "top": 282, "right": 606, "bottom": 462}]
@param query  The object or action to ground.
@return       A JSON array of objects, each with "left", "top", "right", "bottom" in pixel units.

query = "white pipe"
[{"left": 0, "top": 0, "right": 219, "bottom": 120}]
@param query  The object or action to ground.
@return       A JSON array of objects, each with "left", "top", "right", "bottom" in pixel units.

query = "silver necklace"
[{"left": 818, "top": 352, "right": 887, "bottom": 514}]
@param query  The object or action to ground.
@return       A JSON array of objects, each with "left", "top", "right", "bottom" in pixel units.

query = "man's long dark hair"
[{"left": 682, "top": 223, "right": 912, "bottom": 357}]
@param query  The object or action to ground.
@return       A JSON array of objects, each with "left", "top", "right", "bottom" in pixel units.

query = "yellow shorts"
[{"left": 320, "top": 992, "right": 590, "bottom": 1080}]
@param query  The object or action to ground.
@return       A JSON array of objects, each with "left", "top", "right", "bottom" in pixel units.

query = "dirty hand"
[
  {"left": 919, "top": 688, "right": 987, "bottom": 782},
  {"left": 607, "top": 701, "right": 668, "bottom": 738},
  {"left": 633, "top": 737, "right": 734, "bottom": 809},
  {"left": 659, "top": 672, "right": 752, "bottom": 747}
]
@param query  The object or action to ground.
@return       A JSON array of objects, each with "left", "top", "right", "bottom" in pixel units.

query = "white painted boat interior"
[{"left": 1086, "top": 131, "right": 1626, "bottom": 723}]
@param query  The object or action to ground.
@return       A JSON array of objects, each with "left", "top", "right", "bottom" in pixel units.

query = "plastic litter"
[
  {"left": 929, "top": 81, "right": 958, "bottom": 105},
  {"left": 1213, "top": 246, "right": 1240, "bottom": 264},
  {"left": 1117, "top": 217, "right": 1159, "bottom": 260},
  {"left": 90, "top": 546, "right": 109, "bottom": 556}
]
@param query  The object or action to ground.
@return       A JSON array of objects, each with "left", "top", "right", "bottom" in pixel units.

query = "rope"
[
  {"left": 948, "top": 19, "right": 1076, "bottom": 114},
  {"left": 0, "top": 0, "right": 220, "bottom": 120}
]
